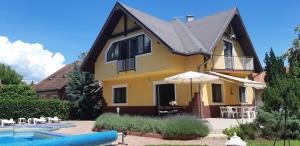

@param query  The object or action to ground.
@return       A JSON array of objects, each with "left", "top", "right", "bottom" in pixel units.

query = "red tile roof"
[
  {"left": 35, "top": 64, "right": 74, "bottom": 92},
  {"left": 253, "top": 71, "right": 266, "bottom": 84}
]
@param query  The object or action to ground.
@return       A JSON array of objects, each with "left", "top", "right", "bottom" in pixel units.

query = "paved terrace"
[{"left": 55, "top": 118, "right": 253, "bottom": 146}]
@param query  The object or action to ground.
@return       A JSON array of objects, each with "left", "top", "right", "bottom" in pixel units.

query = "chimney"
[{"left": 186, "top": 15, "right": 194, "bottom": 22}]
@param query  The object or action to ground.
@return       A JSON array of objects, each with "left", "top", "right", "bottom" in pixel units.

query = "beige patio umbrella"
[{"left": 164, "top": 71, "right": 219, "bottom": 118}]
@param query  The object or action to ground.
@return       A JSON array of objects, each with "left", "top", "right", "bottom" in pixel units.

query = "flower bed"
[{"left": 93, "top": 113, "right": 209, "bottom": 140}]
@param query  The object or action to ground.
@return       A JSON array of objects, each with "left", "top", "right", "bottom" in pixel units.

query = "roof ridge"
[{"left": 187, "top": 7, "right": 237, "bottom": 24}]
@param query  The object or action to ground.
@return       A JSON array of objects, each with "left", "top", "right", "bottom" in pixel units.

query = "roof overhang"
[{"left": 209, "top": 71, "right": 266, "bottom": 89}]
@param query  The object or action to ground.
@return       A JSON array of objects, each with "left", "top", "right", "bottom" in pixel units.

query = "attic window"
[
  {"left": 62, "top": 74, "right": 68, "bottom": 78},
  {"left": 48, "top": 77, "right": 53, "bottom": 80}
]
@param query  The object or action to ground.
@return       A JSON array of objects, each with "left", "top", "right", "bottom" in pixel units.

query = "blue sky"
[{"left": 0, "top": 0, "right": 299, "bottom": 81}]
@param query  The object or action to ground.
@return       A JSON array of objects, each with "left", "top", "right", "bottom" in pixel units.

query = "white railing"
[
  {"left": 213, "top": 55, "right": 254, "bottom": 70},
  {"left": 117, "top": 58, "right": 135, "bottom": 73}
]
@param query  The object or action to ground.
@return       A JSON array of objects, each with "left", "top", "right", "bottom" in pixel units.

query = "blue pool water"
[{"left": 0, "top": 130, "right": 66, "bottom": 144}]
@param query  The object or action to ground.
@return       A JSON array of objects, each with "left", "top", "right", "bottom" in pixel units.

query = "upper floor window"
[
  {"left": 106, "top": 34, "right": 151, "bottom": 62},
  {"left": 223, "top": 40, "right": 233, "bottom": 57}
]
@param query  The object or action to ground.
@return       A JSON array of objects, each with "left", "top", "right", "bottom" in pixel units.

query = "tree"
[
  {"left": 264, "top": 48, "right": 285, "bottom": 85},
  {"left": 0, "top": 63, "right": 23, "bottom": 85},
  {"left": 262, "top": 25, "right": 300, "bottom": 145},
  {"left": 285, "top": 24, "right": 300, "bottom": 78},
  {"left": 65, "top": 63, "right": 102, "bottom": 119}
]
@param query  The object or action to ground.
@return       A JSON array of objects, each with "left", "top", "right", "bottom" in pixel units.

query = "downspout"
[{"left": 197, "top": 54, "right": 213, "bottom": 119}]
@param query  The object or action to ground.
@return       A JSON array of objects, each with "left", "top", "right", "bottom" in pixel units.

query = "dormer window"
[{"left": 106, "top": 34, "right": 151, "bottom": 62}]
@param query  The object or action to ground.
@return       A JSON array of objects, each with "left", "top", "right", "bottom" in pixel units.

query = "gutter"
[{"left": 197, "top": 54, "right": 213, "bottom": 72}]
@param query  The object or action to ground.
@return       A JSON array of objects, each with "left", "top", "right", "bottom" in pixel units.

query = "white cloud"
[{"left": 0, "top": 36, "right": 65, "bottom": 83}]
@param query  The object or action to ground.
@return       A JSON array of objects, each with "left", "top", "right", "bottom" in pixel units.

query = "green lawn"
[{"left": 248, "top": 140, "right": 300, "bottom": 146}]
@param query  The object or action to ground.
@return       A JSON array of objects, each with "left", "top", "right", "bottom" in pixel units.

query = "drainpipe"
[{"left": 197, "top": 54, "right": 213, "bottom": 119}]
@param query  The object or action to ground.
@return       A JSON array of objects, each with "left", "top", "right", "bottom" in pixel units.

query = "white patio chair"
[
  {"left": 33, "top": 117, "right": 47, "bottom": 124},
  {"left": 220, "top": 106, "right": 229, "bottom": 118},
  {"left": 250, "top": 106, "right": 256, "bottom": 119},
  {"left": 228, "top": 106, "right": 238, "bottom": 119},
  {"left": 48, "top": 117, "right": 61, "bottom": 123},
  {"left": 18, "top": 118, "right": 26, "bottom": 124},
  {"left": 1, "top": 119, "right": 15, "bottom": 127},
  {"left": 241, "top": 107, "right": 251, "bottom": 119}
]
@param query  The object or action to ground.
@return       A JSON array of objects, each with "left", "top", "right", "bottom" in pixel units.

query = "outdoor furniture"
[
  {"left": 18, "top": 118, "right": 26, "bottom": 124},
  {"left": 33, "top": 117, "right": 47, "bottom": 124},
  {"left": 47, "top": 117, "right": 61, "bottom": 123},
  {"left": 1, "top": 119, "right": 15, "bottom": 127},
  {"left": 220, "top": 106, "right": 256, "bottom": 119},
  {"left": 220, "top": 106, "right": 229, "bottom": 118}
]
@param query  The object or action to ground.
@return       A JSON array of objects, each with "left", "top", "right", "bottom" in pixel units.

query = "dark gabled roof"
[
  {"left": 35, "top": 64, "right": 74, "bottom": 92},
  {"left": 81, "top": 2, "right": 263, "bottom": 72}
]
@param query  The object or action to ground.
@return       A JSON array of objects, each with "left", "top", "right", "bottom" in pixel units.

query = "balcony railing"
[
  {"left": 117, "top": 58, "right": 135, "bottom": 73},
  {"left": 213, "top": 55, "right": 254, "bottom": 71}
]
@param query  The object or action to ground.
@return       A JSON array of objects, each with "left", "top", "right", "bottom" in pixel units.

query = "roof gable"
[{"left": 81, "top": 2, "right": 262, "bottom": 72}]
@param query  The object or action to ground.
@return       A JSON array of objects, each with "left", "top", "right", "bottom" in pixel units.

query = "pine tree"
[
  {"left": 286, "top": 24, "right": 300, "bottom": 78},
  {"left": 264, "top": 48, "right": 285, "bottom": 85},
  {"left": 65, "top": 63, "right": 102, "bottom": 119}
]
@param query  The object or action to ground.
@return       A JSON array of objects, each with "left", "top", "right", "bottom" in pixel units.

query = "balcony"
[
  {"left": 212, "top": 55, "right": 254, "bottom": 71},
  {"left": 117, "top": 58, "right": 135, "bottom": 73}
]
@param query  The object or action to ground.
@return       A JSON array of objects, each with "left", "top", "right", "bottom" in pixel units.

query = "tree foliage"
[
  {"left": 0, "top": 63, "right": 23, "bottom": 85},
  {"left": 0, "top": 84, "right": 36, "bottom": 100},
  {"left": 286, "top": 24, "right": 300, "bottom": 78},
  {"left": 264, "top": 48, "right": 285, "bottom": 85},
  {"left": 263, "top": 25, "right": 300, "bottom": 114},
  {"left": 65, "top": 63, "right": 102, "bottom": 119}
]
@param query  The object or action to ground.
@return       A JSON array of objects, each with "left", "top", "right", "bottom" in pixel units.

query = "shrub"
[
  {"left": 256, "top": 109, "right": 300, "bottom": 139},
  {"left": 94, "top": 113, "right": 208, "bottom": 140},
  {"left": 0, "top": 99, "right": 70, "bottom": 120},
  {"left": 223, "top": 123, "right": 258, "bottom": 140},
  {"left": 162, "top": 115, "right": 209, "bottom": 139},
  {"left": 0, "top": 85, "right": 36, "bottom": 100}
]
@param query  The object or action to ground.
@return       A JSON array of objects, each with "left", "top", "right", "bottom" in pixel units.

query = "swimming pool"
[{"left": 0, "top": 130, "right": 66, "bottom": 144}]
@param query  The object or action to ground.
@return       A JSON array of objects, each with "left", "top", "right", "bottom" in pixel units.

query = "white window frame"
[
  {"left": 112, "top": 84, "right": 128, "bottom": 106},
  {"left": 153, "top": 81, "right": 177, "bottom": 106},
  {"left": 104, "top": 32, "right": 152, "bottom": 64},
  {"left": 238, "top": 85, "right": 248, "bottom": 103},
  {"left": 211, "top": 81, "right": 225, "bottom": 105}
]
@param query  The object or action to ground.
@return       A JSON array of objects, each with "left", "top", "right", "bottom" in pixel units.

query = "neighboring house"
[
  {"left": 253, "top": 71, "right": 266, "bottom": 107},
  {"left": 81, "top": 2, "right": 265, "bottom": 117},
  {"left": 36, "top": 64, "right": 74, "bottom": 99}
]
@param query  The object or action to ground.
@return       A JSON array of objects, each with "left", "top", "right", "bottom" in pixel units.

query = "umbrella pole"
[{"left": 190, "top": 78, "right": 193, "bottom": 101}]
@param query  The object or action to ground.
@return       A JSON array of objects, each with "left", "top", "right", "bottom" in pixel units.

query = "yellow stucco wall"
[
  {"left": 94, "top": 15, "right": 255, "bottom": 107},
  {"left": 212, "top": 35, "right": 254, "bottom": 71}
]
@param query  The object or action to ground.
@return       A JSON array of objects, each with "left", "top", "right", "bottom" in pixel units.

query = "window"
[
  {"left": 239, "top": 86, "right": 246, "bottom": 102},
  {"left": 107, "top": 43, "right": 120, "bottom": 61},
  {"left": 212, "top": 83, "right": 223, "bottom": 103},
  {"left": 106, "top": 34, "right": 151, "bottom": 62},
  {"left": 223, "top": 40, "right": 233, "bottom": 57},
  {"left": 113, "top": 86, "right": 127, "bottom": 104}
]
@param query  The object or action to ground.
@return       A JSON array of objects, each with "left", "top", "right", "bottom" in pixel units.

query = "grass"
[
  {"left": 94, "top": 113, "right": 209, "bottom": 140},
  {"left": 247, "top": 140, "right": 300, "bottom": 146}
]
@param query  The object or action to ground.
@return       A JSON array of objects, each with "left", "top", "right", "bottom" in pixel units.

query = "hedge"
[
  {"left": 0, "top": 85, "right": 36, "bottom": 100},
  {"left": 94, "top": 113, "right": 209, "bottom": 140},
  {"left": 0, "top": 99, "right": 70, "bottom": 120}
]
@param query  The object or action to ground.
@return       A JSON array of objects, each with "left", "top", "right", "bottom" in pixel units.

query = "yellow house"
[{"left": 81, "top": 2, "right": 264, "bottom": 118}]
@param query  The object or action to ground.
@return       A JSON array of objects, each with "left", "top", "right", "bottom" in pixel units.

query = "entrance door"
[
  {"left": 223, "top": 40, "right": 233, "bottom": 69},
  {"left": 155, "top": 84, "right": 175, "bottom": 107}
]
